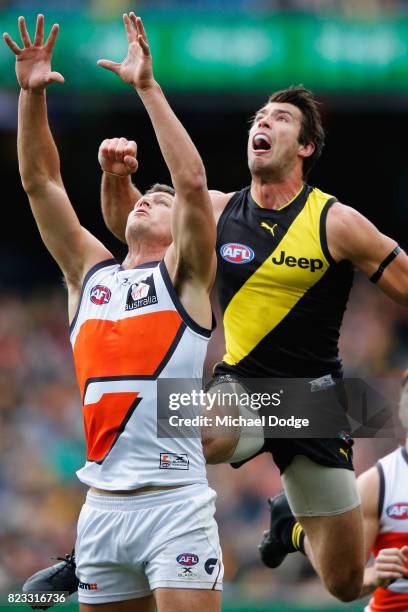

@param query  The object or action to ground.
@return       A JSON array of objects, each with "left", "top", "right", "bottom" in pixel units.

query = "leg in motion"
[{"left": 259, "top": 454, "right": 364, "bottom": 602}]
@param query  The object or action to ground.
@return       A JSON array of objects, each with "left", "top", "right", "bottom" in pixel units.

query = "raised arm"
[
  {"left": 98, "top": 13, "right": 216, "bottom": 290},
  {"left": 327, "top": 203, "right": 408, "bottom": 305},
  {"left": 3, "top": 15, "right": 112, "bottom": 316},
  {"left": 99, "top": 137, "right": 141, "bottom": 243},
  {"left": 357, "top": 466, "right": 408, "bottom": 597}
]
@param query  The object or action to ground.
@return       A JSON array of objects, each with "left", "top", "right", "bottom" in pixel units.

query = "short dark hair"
[
  {"left": 269, "top": 85, "right": 325, "bottom": 177},
  {"left": 145, "top": 183, "right": 175, "bottom": 197}
]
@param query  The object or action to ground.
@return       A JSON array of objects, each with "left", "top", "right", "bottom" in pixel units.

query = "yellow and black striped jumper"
[{"left": 213, "top": 183, "right": 355, "bottom": 472}]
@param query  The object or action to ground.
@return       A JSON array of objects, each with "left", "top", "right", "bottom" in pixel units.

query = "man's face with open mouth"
[{"left": 248, "top": 101, "right": 304, "bottom": 179}]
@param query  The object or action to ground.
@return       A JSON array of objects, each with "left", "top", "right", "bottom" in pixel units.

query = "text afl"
[
  {"left": 220, "top": 243, "right": 254, "bottom": 264},
  {"left": 90, "top": 285, "right": 112, "bottom": 305}
]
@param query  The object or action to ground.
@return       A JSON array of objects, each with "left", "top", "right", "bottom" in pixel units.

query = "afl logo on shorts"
[
  {"left": 177, "top": 553, "right": 199, "bottom": 566},
  {"left": 220, "top": 243, "right": 254, "bottom": 264},
  {"left": 90, "top": 285, "right": 111, "bottom": 305},
  {"left": 386, "top": 503, "right": 408, "bottom": 520}
]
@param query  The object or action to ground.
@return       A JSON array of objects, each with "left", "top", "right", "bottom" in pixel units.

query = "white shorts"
[{"left": 75, "top": 483, "right": 223, "bottom": 604}]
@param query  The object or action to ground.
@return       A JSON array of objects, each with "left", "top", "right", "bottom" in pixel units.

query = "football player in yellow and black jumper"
[{"left": 25, "top": 86, "right": 408, "bottom": 604}]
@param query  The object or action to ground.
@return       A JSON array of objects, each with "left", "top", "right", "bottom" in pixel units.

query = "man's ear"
[{"left": 299, "top": 142, "right": 315, "bottom": 160}]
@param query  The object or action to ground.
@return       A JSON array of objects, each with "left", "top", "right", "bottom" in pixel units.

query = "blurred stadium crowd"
[
  {"left": 0, "top": 0, "right": 407, "bottom": 16},
  {"left": 0, "top": 274, "right": 406, "bottom": 605}
]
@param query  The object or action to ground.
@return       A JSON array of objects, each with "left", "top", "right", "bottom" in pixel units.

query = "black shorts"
[
  {"left": 261, "top": 436, "right": 354, "bottom": 474},
  {"left": 206, "top": 371, "right": 355, "bottom": 475}
]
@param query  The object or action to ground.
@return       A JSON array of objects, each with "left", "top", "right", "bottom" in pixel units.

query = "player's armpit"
[{"left": 326, "top": 203, "right": 408, "bottom": 305}]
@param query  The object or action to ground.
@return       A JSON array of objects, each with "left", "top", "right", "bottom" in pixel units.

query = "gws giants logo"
[
  {"left": 126, "top": 274, "right": 158, "bottom": 311},
  {"left": 205, "top": 558, "right": 218, "bottom": 575},
  {"left": 220, "top": 243, "right": 254, "bottom": 264},
  {"left": 90, "top": 285, "right": 111, "bottom": 305},
  {"left": 386, "top": 503, "right": 408, "bottom": 520}
]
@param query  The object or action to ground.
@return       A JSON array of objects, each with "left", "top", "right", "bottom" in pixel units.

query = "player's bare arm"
[
  {"left": 327, "top": 203, "right": 408, "bottom": 305},
  {"left": 99, "top": 137, "right": 141, "bottom": 242},
  {"left": 357, "top": 466, "right": 408, "bottom": 597},
  {"left": 4, "top": 15, "right": 112, "bottom": 321},
  {"left": 98, "top": 13, "right": 217, "bottom": 326}
]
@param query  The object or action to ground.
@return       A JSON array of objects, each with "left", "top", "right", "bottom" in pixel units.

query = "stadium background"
[{"left": 0, "top": 0, "right": 408, "bottom": 610}]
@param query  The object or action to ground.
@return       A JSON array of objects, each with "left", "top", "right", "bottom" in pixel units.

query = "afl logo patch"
[
  {"left": 386, "top": 503, "right": 408, "bottom": 520},
  {"left": 220, "top": 243, "right": 254, "bottom": 264},
  {"left": 177, "top": 553, "right": 199, "bottom": 566},
  {"left": 90, "top": 285, "right": 111, "bottom": 305}
]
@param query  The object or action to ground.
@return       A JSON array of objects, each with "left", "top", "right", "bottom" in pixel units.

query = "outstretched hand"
[
  {"left": 3, "top": 14, "right": 64, "bottom": 91},
  {"left": 97, "top": 13, "right": 154, "bottom": 91}
]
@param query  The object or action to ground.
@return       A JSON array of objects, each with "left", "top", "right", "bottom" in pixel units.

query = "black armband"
[{"left": 369, "top": 246, "right": 402, "bottom": 283}]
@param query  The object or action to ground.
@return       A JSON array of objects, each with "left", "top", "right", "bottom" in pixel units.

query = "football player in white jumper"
[{"left": 4, "top": 12, "right": 222, "bottom": 612}]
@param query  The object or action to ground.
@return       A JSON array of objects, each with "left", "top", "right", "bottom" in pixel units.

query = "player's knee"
[
  {"left": 325, "top": 569, "right": 363, "bottom": 602},
  {"left": 202, "top": 436, "right": 237, "bottom": 464}
]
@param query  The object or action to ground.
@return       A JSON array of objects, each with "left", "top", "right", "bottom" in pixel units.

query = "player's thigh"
[
  {"left": 80, "top": 594, "right": 155, "bottom": 612},
  {"left": 282, "top": 453, "right": 360, "bottom": 518},
  {"left": 155, "top": 587, "right": 221, "bottom": 612},
  {"left": 282, "top": 453, "right": 364, "bottom": 573}
]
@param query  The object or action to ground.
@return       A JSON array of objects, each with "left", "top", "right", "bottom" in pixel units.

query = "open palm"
[
  {"left": 3, "top": 14, "right": 64, "bottom": 91},
  {"left": 98, "top": 13, "right": 154, "bottom": 90}
]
